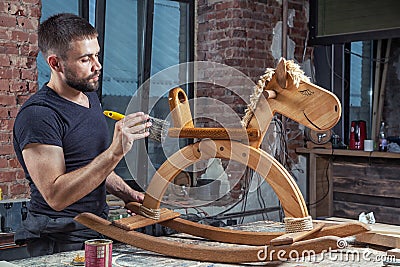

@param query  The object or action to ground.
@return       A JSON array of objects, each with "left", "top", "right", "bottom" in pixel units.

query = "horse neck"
[{"left": 247, "top": 79, "right": 278, "bottom": 148}]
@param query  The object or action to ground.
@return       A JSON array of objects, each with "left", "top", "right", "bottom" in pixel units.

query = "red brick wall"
[
  {"left": 197, "top": 0, "right": 310, "bottom": 84},
  {"left": 0, "top": 1, "right": 40, "bottom": 199}
]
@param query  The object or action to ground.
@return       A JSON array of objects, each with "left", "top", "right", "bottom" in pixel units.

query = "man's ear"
[{"left": 48, "top": 55, "right": 62, "bottom": 72}]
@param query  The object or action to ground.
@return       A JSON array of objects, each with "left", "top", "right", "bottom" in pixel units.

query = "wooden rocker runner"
[{"left": 75, "top": 58, "right": 370, "bottom": 263}]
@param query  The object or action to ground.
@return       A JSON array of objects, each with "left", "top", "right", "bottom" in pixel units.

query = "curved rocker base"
[
  {"left": 159, "top": 216, "right": 369, "bottom": 246},
  {"left": 75, "top": 212, "right": 341, "bottom": 263},
  {"left": 122, "top": 202, "right": 369, "bottom": 246}
]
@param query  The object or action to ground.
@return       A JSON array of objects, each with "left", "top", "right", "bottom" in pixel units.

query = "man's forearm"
[
  {"left": 105, "top": 171, "right": 144, "bottom": 203},
  {"left": 22, "top": 143, "right": 124, "bottom": 211}
]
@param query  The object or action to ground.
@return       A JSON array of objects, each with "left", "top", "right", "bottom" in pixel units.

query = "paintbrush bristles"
[
  {"left": 102, "top": 111, "right": 169, "bottom": 142},
  {"left": 148, "top": 116, "right": 170, "bottom": 142}
]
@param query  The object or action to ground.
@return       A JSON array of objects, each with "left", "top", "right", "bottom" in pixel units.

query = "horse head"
[
  {"left": 267, "top": 58, "right": 341, "bottom": 131},
  {"left": 243, "top": 58, "right": 341, "bottom": 147}
]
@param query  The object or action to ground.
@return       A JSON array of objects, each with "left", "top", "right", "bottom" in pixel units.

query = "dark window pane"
[
  {"left": 146, "top": 0, "right": 191, "bottom": 181},
  {"left": 101, "top": 0, "right": 139, "bottom": 181},
  {"left": 349, "top": 41, "right": 373, "bottom": 138}
]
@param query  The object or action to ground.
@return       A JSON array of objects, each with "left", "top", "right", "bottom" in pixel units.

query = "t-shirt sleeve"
[{"left": 14, "top": 105, "right": 64, "bottom": 150}]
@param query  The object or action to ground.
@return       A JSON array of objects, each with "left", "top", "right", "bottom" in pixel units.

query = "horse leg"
[{"left": 143, "top": 139, "right": 308, "bottom": 218}]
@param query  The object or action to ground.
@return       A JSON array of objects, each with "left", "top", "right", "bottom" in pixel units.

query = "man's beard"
[{"left": 64, "top": 69, "right": 100, "bottom": 92}]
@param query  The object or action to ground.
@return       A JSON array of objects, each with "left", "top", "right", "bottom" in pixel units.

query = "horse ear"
[{"left": 275, "top": 58, "right": 287, "bottom": 89}]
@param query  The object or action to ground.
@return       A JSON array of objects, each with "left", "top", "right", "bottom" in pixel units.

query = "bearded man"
[{"left": 13, "top": 13, "right": 149, "bottom": 257}]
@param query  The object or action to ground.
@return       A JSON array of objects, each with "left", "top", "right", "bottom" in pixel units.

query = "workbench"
[
  {"left": 6, "top": 220, "right": 398, "bottom": 267},
  {"left": 296, "top": 147, "right": 400, "bottom": 225}
]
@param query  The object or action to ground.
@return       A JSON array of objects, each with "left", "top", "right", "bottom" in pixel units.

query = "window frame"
[
  {"left": 309, "top": 0, "right": 400, "bottom": 45},
  {"left": 91, "top": 0, "right": 195, "bottom": 101},
  {"left": 39, "top": 0, "right": 195, "bottom": 186}
]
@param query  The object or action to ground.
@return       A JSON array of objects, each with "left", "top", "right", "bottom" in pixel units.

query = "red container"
[
  {"left": 85, "top": 239, "right": 113, "bottom": 267},
  {"left": 349, "top": 120, "right": 366, "bottom": 150}
]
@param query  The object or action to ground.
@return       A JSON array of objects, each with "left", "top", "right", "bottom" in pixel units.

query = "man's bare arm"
[
  {"left": 105, "top": 171, "right": 144, "bottom": 204},
  {"left": 22, "top": 112, "right": 150, "bottom": 211}
]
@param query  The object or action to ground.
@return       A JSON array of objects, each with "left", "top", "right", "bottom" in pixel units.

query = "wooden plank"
[
  {"left": 333, "top": 161, "right": 400, "bottom": 182},
  {"left": 308, "top": 152, "right": 317, "bottom": 218},
  {"left": 0, "top": 233, "right": 15, "bottom": 245},
  {"left": 315, "top": 156, "right": 332, "bottom": 217},
  {"left": 334, "top": 192, "right": 400, "bottom": 208},
  {"left": 387, "top": 248, "right": 400, "bottom": 259},
  {"left": 168, "top": 127, "right": 260, "bottom": 141},
  {"left": 113, "top": 208, "right": 181, "bottom": 231},
  {"left": 330, "top": 158, "right": 400, "bottom": 226},
  {"left": 356, "top": 232, "right": 400, "bottom": 249},
  {"left": 296, "top": 147, "right": 400, "bottom": 159},
  {"left": 269, "top": 223, "right": 324, "bottom": 245},
  {"left": 323, "top": 217, "right": 400, "bottom": 233},
  {"left": 315, "top": 217, "right": 400, "bottom": 248},
  {"left": 311, "top": 221, "right": 369, "bottom": 239},
  {"left": 376, "top": 39, "right": 392, "bottom": 136},
  {"left": 304, "top": 152, "right": 332, "bottom": 218},
  {"left": 333, "top": 156, "right": 400, "bottom": 167},
  {"left": 371, "top": 39, "right": 382, "bottom": 142},
  {"left": 296, "top": 147, "right": 400, "bottom": 224},
  {"left": 333, "top": 176, "right": 400, "bottom": 198},
  {"left": 333, "top": 200, "right": 400, "bottom": 226}
]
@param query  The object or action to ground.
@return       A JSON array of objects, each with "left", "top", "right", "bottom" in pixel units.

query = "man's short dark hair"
[{"left": 38, "top": 13, "right": 98, "bottom": 59}]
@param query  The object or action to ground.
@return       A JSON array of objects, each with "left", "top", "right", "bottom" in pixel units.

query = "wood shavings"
[{"left": 71, "top": 254, "right": 85, "bottom": 266}]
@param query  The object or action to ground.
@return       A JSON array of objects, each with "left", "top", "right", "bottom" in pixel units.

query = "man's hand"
[
  {"left": 124, "top": 190, "right": 145, "bottom": 216},
  {"left": 131, "top": 191, "right": 145, "bottom": 203},
  {"left": 105, "top": 172, "right": 145, "bottom": 207},
  {"left": 110, "top": 112, "right": 151, "bottom": 157}
]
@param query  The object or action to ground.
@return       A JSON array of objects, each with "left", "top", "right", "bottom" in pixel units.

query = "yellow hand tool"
[{"left": 103, "top": 110, "right": 169, "bottom": 142}]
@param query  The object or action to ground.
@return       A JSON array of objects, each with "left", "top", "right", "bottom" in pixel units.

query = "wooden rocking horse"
[{"left": 75, "top": 58, "right": 370, "bottom": 263}]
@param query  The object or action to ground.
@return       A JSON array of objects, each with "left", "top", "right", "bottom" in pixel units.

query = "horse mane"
[{"left": 241, "top": 59, "right": 311, "bottom": 127}]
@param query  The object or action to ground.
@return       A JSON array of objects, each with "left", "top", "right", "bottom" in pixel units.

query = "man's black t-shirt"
[{"left": 13, "top": 84, "right": 110, "bottom": 218}]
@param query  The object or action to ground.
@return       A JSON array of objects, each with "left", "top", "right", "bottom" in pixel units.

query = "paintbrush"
[{"left": 103, "top": 110, "right": 170, "bottom": 143}]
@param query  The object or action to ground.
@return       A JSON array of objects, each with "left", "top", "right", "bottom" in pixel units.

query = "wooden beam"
[
  {"left": 317, "top": 217, "right": 400, "bottom": 249},
  {"left": 371, "top": 40, "right": 382, "bottom": 142},
  {"left": 376, "top": 39, "right": 392, "bottom": 132},
  {"left": 270, "top": 223, "right": 324, "bottom": 245}
]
